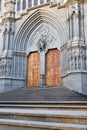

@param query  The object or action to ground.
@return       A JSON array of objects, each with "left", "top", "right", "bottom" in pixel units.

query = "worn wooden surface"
[
  {"left": 46, "top": 49, "right": 61, "bottom": 86},
  {"left": 27, "top": 52, "right": 40, "bottom": 87}
]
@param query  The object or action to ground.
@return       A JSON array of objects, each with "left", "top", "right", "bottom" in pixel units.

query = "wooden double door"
[{"left": 27, "top": 49, "right": 61, "bottom": 87}]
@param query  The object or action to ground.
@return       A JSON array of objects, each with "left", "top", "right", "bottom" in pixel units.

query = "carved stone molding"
[{"left": 28, "top": 23, "right": 58, "bottom": 51}]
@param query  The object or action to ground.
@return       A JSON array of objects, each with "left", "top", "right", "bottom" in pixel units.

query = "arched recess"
[
  {"left": 14, "top": 9, "right": 68, "bottom": 52},
  {"left": 13, "top": 9, "right": 68, "bottom": 87}
]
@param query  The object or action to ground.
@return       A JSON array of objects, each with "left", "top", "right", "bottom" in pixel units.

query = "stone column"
[
  {"left": 9, "top": 31, "right": 14, "bottom": 50},
  {"left": 15, "top": 0, "right": 17, "bottom": 11},
  {"left": 79, "top": 4, "right": 84, "bottom": 40},
  {"left": 77, "top": 56, "right": 78, "bottom": 69},
  {"left": 38, "top": 0, "right": 40, "bottom": 5},
  {"left": 26, "top": 0, "right": 29, "bottom": 8},
  {"left": 32, "top": 0, "right": 34, "bottom": 7},
  {"left": 44, "top": 0, "right": 47, "bottom": 3},
  {"left": 40, "top": 52, "right": 46, "bottom": 86},
  {"left": 72, "top": 13, "right": 76, "bottom": 39},
  {"left": 80, "top": 15, "right": 84, "bottom": 41},
  {"left": 74, "top": 15, "right": 79, "bottom": 40},
  {"left": 5, "top": 30, "right": 9, "bottom": 50},
  {"left": 80, "top": 55, "right": 82, "bottom": 69},
  {"left": 21, "top": 0, "right": 23, "bottom": 10},
  {"left": 69, "top": 17, "right": 73, "bottom": 40}
]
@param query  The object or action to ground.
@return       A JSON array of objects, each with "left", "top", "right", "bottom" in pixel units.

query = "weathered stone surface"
[
  {"left": 0, "top": 86, "right": 86, "bottom": 101},
  {"left": 0, "top": 0, "right": 87, "bottom": 95}
]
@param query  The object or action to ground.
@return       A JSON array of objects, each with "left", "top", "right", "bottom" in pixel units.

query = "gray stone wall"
[{"left": 0, "top": 0, "right": 87, "bottom": 95}]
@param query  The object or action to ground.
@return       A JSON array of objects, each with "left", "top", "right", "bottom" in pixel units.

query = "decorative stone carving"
[
  {"left": 38, "top": 38, "right": 46, "bottom": 52},
  {"left": 28, "top": 23, "right": 58, "bottom": 50},
  {"left": 3, "top": 22, "right": 14, "bottom": 32},
  {"left": 0, "top": 58, "right": 9, "bottom": 76}
]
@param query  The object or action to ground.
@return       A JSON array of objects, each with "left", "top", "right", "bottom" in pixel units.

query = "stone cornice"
[
  {"left": 4, "top": 11, "right": 15, "bottom": 15},
  {"left": 62, "top": 70, "right": 87, "bottom": 78},
  {"left": 66, "top": 0, "right": 84, "bottom": 4},
  {"left": 57, "top": 0, "right": 84, "bottom": 9},
  {"left": 2, "top": 17, "right": 15, "bottom": 24},
  {"left": 65, "top": 0, "right": 84, "bottom": 7},
  {"left": 4, "top": 0, "right": 16, "bottom": 6}
]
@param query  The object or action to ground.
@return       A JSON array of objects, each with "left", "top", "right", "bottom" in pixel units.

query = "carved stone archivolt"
[{"left": 28, "top": 23, "right": 59, "bottom": 52}]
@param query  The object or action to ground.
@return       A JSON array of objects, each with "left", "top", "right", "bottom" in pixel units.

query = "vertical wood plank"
[
  {"left": 46, "top": 49, "right": 61, "bottom": 86},
  {"left": 27, "top": 52, "right": 40, "bottom": 87}
]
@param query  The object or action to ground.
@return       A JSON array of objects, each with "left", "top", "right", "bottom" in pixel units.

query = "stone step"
[
  {"left": 0, "top": 119, "right": 87, "bottom": 130},
  {"left": 0, "top": 108, "right": 87, "bottom": 125},
  {"left": 0, "top": 103, "right": 87, "bottom": 111},
  {"left": 0, "top": 86, "right": 87, "bottom": 101}
]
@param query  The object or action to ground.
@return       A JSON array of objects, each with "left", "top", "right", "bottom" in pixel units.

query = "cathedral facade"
[{"left": 0, "top": 0, "right": 87, "bottom": 95}]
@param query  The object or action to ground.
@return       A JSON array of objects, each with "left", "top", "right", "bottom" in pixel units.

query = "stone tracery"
[{"left": 28, "top": 23, "right": 59, "bottom": 52}]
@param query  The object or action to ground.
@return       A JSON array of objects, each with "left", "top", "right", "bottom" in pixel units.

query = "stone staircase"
[
  {"left": 0, "top": 86, "right": 87, "bottom": 130},
  {"left": 0, "top": 103, "right": 87, "bottom": 130},
  {"left": 0, "top": 86, "right": 87, "bottom": 101}
]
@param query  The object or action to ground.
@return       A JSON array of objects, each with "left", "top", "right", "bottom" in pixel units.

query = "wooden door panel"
[
  {"left": 27, "top": 52, "right": 40, "bottom": 87},
  {"left": 46, "top": 49, "right": 61, "bottom": 86}
]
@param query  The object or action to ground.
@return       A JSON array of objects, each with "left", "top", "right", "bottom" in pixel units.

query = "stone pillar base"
[
  {"left": 40, "top": 74, "right": 45, "bottom": 86},
  {"left": 62, "top": 71, "right": 87, "bottom": 95}
]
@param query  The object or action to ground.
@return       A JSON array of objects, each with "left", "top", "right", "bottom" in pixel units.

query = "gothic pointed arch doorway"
[
  {"left": 27, "top": 52, "right": 40, "bottom": 87},
  {"left": 46, "top": 49, "right": 61, "bottom": 86},
  {"left": 13, "top": 8, "right": 68, "bottom": 89}
]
